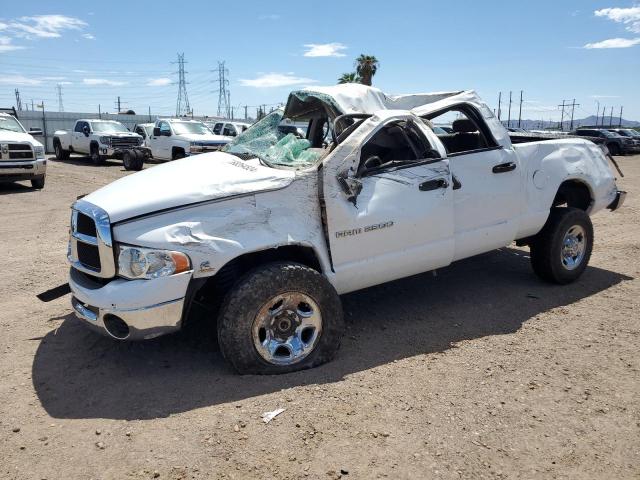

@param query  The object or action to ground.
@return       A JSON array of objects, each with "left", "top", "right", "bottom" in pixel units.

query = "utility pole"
[
  {"left": 244, "top": 105, "right": 248, "bottom": 120},
  {"left": 31, "top": 99, "right": 34, "bottom": 111},
  {"left": 507, "top": 91, "right": 512, "bottom": 128},
  {"left": 517, "top": 90, "right": 523, "bottom": 128},
  {"left": 569, "top": 99, "right": 577, "bottom": 131},
  {"left": 601, "top": 106, "right": 606, "bottom": 126},
  {"left": 618, "top": 106, "right": 623, "bottom": 127},
  {"left": 148, "top": 106, "right": 152, "bottom": 122},
  {"left": 608, "top": 106, "right": 614, "bottom": 127},
  {"left": 173, "top": 53, "right": 191, "bottom": 117},
  {"left": 212, "top": 61, "right": 230, "bottom": 118},
  {"left": 14, "top": 89, "right": 22, "bottom": 111},
  {"left": 558, "top": 100, "right": 566, "bottom": 131},
  {"left": 595, "top": 100, "right": 600, "bottom": 126},
  {"left": 115, "top": 96, "right": 122, "bottom": 113},
  {"left": 497, "top": 92, "right": 502, "bottom": 121},
  {"left": 56, "top": 84, "right": 64, "bottom": 112},
  {"left": 98, "top": 104, "right": 101, "bottom": 119}
]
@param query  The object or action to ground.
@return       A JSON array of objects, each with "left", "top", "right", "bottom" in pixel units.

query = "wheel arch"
[
  {"left": 551, "top": 178, "right": 594, "bottom": 212},
  {"left": 185, "top": 244, "right": 324, "bottom": 326}
]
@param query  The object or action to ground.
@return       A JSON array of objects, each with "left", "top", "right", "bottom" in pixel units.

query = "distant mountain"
[{"left": 501, "top": 116, "right": 639, "bottom": 131}]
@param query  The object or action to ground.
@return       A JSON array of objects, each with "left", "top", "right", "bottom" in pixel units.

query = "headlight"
[
  {"left": 117, "top": 245, "right": 191, "bottom": 280},
  {"left": 190, "top": 142, "right": 203, "bottom": 153},
  {"left": 34, "top": 145, "right": 45, "bottom": 159},
  {"left": 99, "top": 136, "right": 111, "bottom": 146}
]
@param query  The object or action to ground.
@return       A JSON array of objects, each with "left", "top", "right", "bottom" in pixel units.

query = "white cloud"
[
  {"left": 590, "top": 94, "right": 620, "bottom": 99},
  {"left": 8, "top": 15, "right": 87, "bottom": 39},
  {"left": 83, "top": 78, "right": 127, "bottom": 86},
  {"left": 0, "top": 36, "right": 26, "bottom": 52},
  {"left": 239, "top": 73, "right": 317, "bottom": 88},
  {"left": 0, "top": 74, "right": 42, "bottom": 86},
  {"left": 259, "top": 14, "right": 280, "bottom": 20},
  {"left": 72, "top": 69, "right": 88, "bottom": 73},
  {"left": 584, "top": 37, "right": 640, "bottom": 48},
  {"left": 303, "top": 42, "right": 347, "bottom": 57},
  {"left": 82, "top": 33, "right": 95, "bottom": 40},
  {"left": 146, "top": 77, "right": 172, "bottom": 86},
  {"left": 595, "top": 6, "right": 640, "bottom": 33}
]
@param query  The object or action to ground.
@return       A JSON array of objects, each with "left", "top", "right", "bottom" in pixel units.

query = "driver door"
[
  {"left": 151, "top": 121, "right": 171, "bottom": 160},
  {"left": 322, "top": 116, "right": 454, "bottom": 293}
]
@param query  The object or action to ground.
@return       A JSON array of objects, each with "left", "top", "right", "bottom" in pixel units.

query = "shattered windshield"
[{"left": 222, "top": 110, "right": 322, "bottom": 168}]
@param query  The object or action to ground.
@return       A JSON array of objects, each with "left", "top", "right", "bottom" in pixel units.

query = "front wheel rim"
[
  {"left": 252, "top": 292, "right": 323, "bottom": 366},
  {"left": 561, "top": 225, "right": 587, "bottom": 270}
]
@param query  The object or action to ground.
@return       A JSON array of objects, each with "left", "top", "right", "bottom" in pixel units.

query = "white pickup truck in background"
[
  {"left": 206, "top": 120, "right": 251, "bottom": 138},
  {"left": 0, "top": 112, "right": 47, "bottom": 189},
  {"left": 147, "top": 118, "right": 231, "bottom": 161},
  {"left": 65, "top": 84, "right": 625, "bottom": 375},
  {"left": 54, "top": 119, "right": 147, "bottom": 169}
]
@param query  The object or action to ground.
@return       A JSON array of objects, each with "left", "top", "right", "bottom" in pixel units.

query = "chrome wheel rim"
[
  {"left": 561, "top": 225, "right": 587, "bottom": 270},
  {"left": 252, "top": 292, "right": 322, "bottom": 366}
]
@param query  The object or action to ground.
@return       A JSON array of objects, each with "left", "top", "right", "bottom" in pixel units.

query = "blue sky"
[{"left": 1, "top": 1, "right": 639, "bottom": 121}]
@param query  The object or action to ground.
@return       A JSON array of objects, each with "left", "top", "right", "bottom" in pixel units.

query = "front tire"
[
  {"left": 123, "top": 150, "right": 134, "bottom": 170},
  {"left": 54, "top": 141, "right": 69, "bottom": 160},
  {"left": 530, "top": 207, "right": 593, "bottom": 284},
  {"left": 90, "top": 144, "right": 105, "bottom": 165},
  {"left": 31, "top": 176, "right": 45, "bottom": 189},
  {"left": 217, "top": 262, "right": 344, "bottom": 374}
]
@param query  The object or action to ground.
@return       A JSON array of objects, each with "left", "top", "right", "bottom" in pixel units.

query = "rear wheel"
[
  {"left": 172, "top": 148, "right": 185, "bottom": 160},
  {"left": 608, "top": 143, "right": 621, "bottom": 156},
  {"left": 31, "top": 175, "right": 45, "bottom": 189},
  {"left": 530, "top": 207, "right": 593, "bottom": 284},
  {"left": 54, "top": 141, "right": 69, "bottom": 160},
  {"left": 217, "top": 262, "right": 344, "bottom": 374}
]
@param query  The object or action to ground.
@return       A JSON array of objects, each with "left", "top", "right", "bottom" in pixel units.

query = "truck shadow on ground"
[
  {"left": 32, "top": 247, "right": 631, "bottom": 420},
  {"left": 0, "top": 182, "right": 36, "bottom": 195},
  {"left": 49, "top": 156, "right": 124, "bottom": 168}
]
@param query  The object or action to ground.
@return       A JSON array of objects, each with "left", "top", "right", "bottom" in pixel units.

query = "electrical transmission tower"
[
  {"left": 213, "top": 61, "right": 231, "bottom": 118},
  {"left": 557, "top": 99, "right": 580, "bottom": 131},
  {"left": 14, "top": 89, "right": 22, "bottom": 111},
  {"left": 56, "top": 84, "right": 64, "bottom": 112},
  {"left": 173, "top": 53, "right": 191, "bottom": 116}
]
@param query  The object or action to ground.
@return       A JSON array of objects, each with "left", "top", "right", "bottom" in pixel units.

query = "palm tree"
[
  {"left": 355, "top": 55, "right": 379, "bottom": 86},
  {"left": 338, "top": 72, "right": 359, "bottom": 84}
]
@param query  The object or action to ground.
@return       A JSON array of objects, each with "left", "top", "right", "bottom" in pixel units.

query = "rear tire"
[
  {"left": 608, "top": 143, "right": 621, "bottom": 156},
  {"left": 54, "top": 141, "right": 69, "bottom": 160},
  {"left": 31, "top": 176, "right": 45, "bottom": 189},
  {"left": 172, "top": 149, "right": 185, "bottom": 160},
  {"left": 217, "top": 262, "right": 344, "bottom": 374},
  {"left": 530, "top": 207, "right": 593, "bottom": 284}
]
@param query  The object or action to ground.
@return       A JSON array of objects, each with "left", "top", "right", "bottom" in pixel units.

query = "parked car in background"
[
  {"left": 572, "top": 128, "right": 634, "bottom": 155},
  {"left": 54, "top": 119, "right": 148, "bottom": 169},
  {"left": 605, "top": 128, "right": 640, "bottom": 153},
  {"left": 147, "top": 118, "right": 230, "bottom": 161},
  {"left": 207, "top": 121, "right": 251, "bottom": 138},
  {"left": 132, "top": 123, "right": 155, "bottom": 147},
  {"left": 0, "top": 112, "right": 46, "bottom": 188},
  {"left": 65, "top": 85, "right": 624, "bottom": 374}
]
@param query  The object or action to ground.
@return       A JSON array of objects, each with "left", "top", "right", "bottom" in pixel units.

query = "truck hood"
[
  {"left": 106, "top": 132, "right": 140, "bottom": 138},
  {"left": 176, "top": 133, "right": 230, "bottom": 143},
  {"left": 0, "top": 130, "right": 43, "bottom": 147},
  {"left": 82, "top": 152, "right": 295, "bottom": 223}
]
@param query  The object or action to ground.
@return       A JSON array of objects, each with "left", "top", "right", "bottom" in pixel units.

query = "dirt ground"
[{"left": 0, "top": 153, "right": 638, "bottom": 480}]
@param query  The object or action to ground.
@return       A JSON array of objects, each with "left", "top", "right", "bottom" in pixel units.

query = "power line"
[{"left": 173, "top": 53, "right": 191, "bottom": 117}]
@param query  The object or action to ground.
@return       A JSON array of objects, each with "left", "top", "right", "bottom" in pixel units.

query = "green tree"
[
  {"left": 355, "top": 55, "right": 379, "bottom": 86},
  {"left": 338, "top": 72, "right": 359, "bottom": 84}
]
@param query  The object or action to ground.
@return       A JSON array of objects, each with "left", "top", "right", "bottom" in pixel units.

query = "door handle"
[
  {"left": 492, "top": 162, "right": 517, "bottom": 173},
  {"left": 419, "top": 178, "right": 449, "bottom": 191}
]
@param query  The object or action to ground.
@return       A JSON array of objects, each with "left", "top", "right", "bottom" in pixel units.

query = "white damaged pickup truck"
[{"left": 66, "top": 84, "right": 626, "bottom": 374}]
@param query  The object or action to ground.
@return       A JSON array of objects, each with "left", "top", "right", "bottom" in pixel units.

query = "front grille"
[
  {"left": 68, "top": 201, "right": 115, "bottom": 278},
  {"left": 77, "top": 213, "right": 97, "bottom": 237},
  {"left": 1, "top": 143, "right": 33, "bottom": 161},
  {"left": 77, "top": 242, "right": 101, "bottom": 270},
  {"left": 110, "top": 137, "right": 139, "bottom": 149}
]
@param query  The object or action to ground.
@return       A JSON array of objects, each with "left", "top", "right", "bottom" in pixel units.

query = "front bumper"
[
  {"left": 608, "top": 190, "right": 627, "bottom": 211},
  {"left": 0, "top": 159, "right": 46, "bottom": 181},
  {"left": 69, "top": 267, "right": 192, "bottom": 340}
]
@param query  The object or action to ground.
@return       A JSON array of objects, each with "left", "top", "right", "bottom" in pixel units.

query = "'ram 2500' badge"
[{"left": 335, "top": 221, "right": 394, "bottom": 238}]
